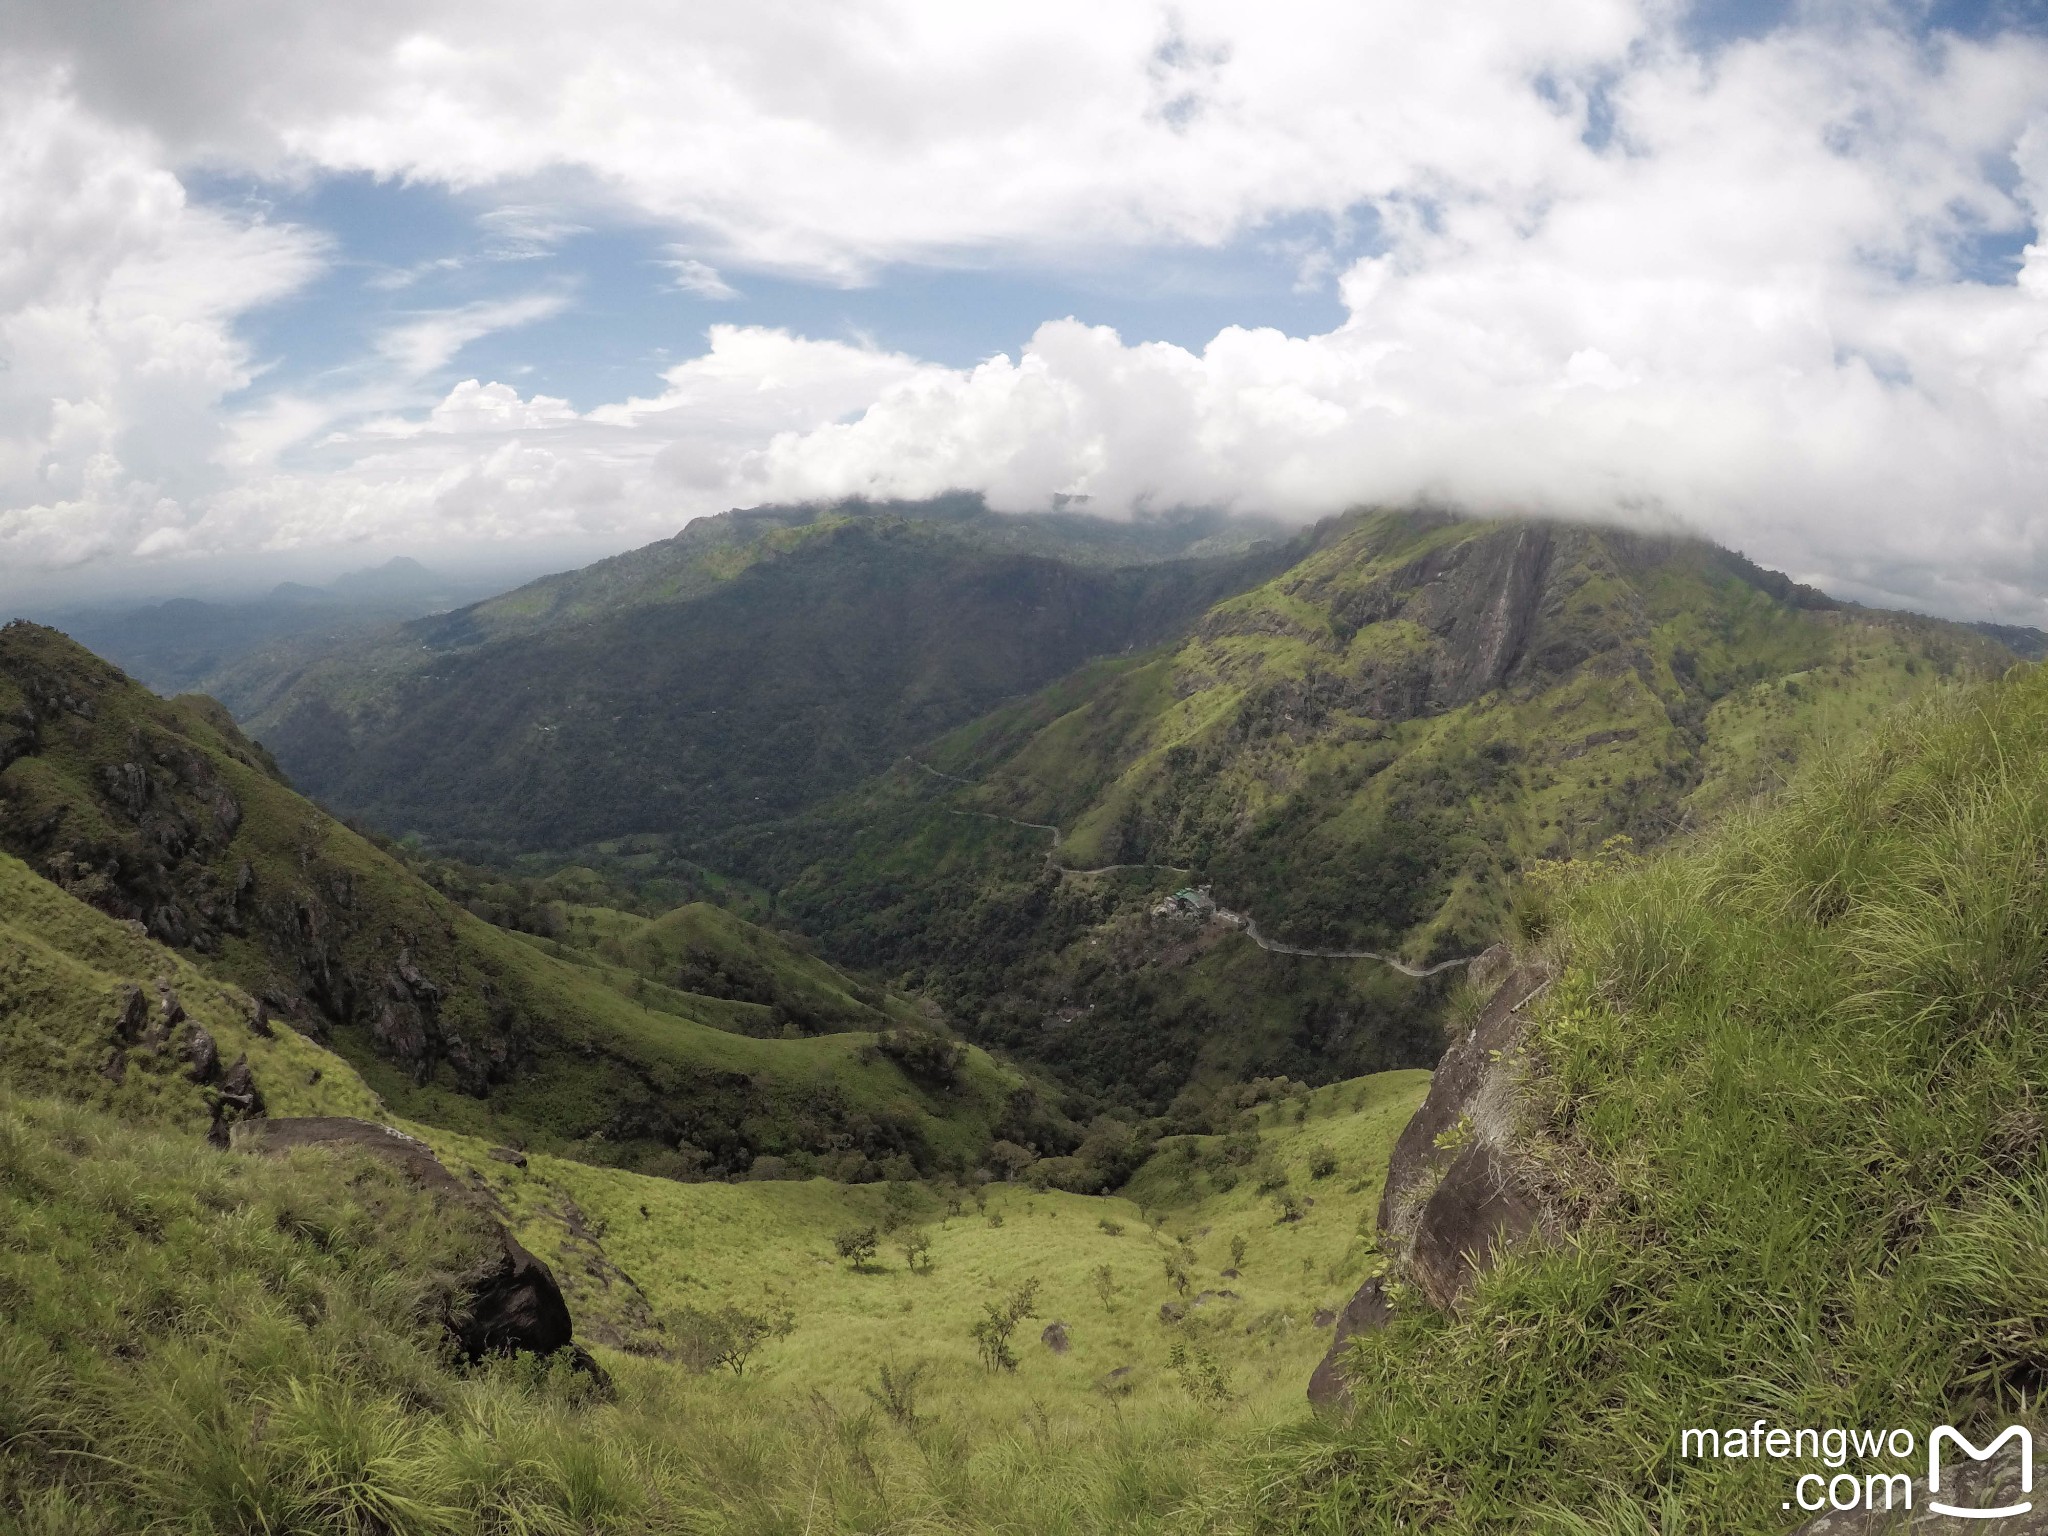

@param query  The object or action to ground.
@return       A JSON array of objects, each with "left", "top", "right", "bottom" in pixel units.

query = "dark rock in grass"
[
  {"left": 248, "top": 999, "right": 274, "bottom": 1039},
  {"left": 488, "top": 1146, "right": 529, "bottom": 1169},
  {"left": 1376, "top": 958, "right": 1550, "bottom": 1241},
  {"left": 1407, "top": 1142, "right": 1545, "bottom": 1312},
  {"left": 1159, "top": 1301, "right": 1186, "bottom": 1323},
  {"left": 1307, "top": 1277, "right": 1391, "bottom": 1409},
  {"left": 1311, "top": 955, "right": 1561, "bottom": 1407},
  {"left": 100, "top": 1048, "right": 127, "bottom": 1085},
  {"left": 1312, "top": 1307, "right": 1336, "bottom": 1327},
  {"left": 111, "top": 983, "right": 149, "bottom": 1043},
  {"left": 232, "top": 1117, "right": 587, "bottom": 1371},
  {"left": 184, "top": 1025, "right": 220, "bottom": 1084},
  {"left": 1041, "top": 1321, "right": 1070, "bottom": 1353}
]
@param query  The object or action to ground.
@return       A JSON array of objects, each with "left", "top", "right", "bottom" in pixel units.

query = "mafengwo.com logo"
[
  {"left": 1929, "top": 1425, "right": 2033, "bottom": 1521},
  {"left": 1678, "top": 1420, "right": 2033, "bottom": 1519}
]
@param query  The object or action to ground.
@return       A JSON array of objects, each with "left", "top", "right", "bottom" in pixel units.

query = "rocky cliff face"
[
  {"left": 0, "top": 622, "right": 523, "bottom": 1093},
  {"left": 1310, "top": 945, "right": 1564, "bottom": 1407}
]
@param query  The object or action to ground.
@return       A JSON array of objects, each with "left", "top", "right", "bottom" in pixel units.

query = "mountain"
[
  {"left": 0, "top": 621, "right": 1033, "bottom": 1178},
  {"left": 1259, "top": 652, "right": 2048, "bottom": 1532},
  {"left": 223, "top": 497, "right": 1302, "bottom": 853},
  {"left": 699, "top": 510, "right": 2015, "bottom": 1106},
  {"left": 35, "top": 556, "right": 495, "bottom": 697}
]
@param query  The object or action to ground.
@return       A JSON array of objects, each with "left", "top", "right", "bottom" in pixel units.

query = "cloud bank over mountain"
[{"left": 4, "top": 1, "right": 2047, "bottom": 619}]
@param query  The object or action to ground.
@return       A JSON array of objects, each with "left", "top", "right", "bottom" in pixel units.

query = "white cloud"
[
  {"left": 3, "top": 4, "right": 2048, "bottom": 621},
  {"left": 0, "top": 63, "right": 322, "bottom": 570},
  {"left": 662, "top": 254, "right": 738, "bottom": 299}
]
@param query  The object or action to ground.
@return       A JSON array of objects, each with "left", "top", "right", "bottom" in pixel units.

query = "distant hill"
[
  {"left": 33, "top": 556, "right": 498, "bottom": 697},
  {"left": 227, "top": 497, "right": 1301, "bottom": 852},
  {"left": 1970, "top": 618, "right": 2048, "bottom": 659},
  {"left": 0, "top": 621, "right": 1031, "bottom": 1177}
]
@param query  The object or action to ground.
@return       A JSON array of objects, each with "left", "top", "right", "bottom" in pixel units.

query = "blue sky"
[{"left": 4, "top": 0, "right": 2048, "bottom": 620}]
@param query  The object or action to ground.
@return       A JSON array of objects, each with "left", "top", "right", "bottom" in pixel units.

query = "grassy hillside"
[
  {"left": 1249, "top": 660, "right": 2048, "bottom": 1532},
  {"left": 229, "top": 500, "right": 1299, "bottom": 853},
  {"left": 11, "top": 656, "right": 2042, "bottom": 1531},
  {"left": 0, "top": 838, "right": 1432, "bottom": 1534},
  {"left": 706, "top": 510, "right": 2011, "bottom": 1107},
  {"left": 0, "top": 624, "right": 1028, "bottom": 1178}
]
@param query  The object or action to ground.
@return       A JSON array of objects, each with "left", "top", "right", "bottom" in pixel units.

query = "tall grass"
[
  {"left": 0, "top": 1090, "right": 1294, "bottom": 1534},
  {"left": 1239, "top": 672, "right": 2048, "bottom": 1532}
]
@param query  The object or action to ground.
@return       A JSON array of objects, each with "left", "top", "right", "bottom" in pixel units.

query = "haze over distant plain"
[{"left": 4, "top": 0, "right": 2048, "bottom": 619}]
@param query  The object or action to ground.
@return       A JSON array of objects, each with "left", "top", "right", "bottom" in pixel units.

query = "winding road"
[{"left": 899, "top": 757, "right": 1476, "bottom": 977}]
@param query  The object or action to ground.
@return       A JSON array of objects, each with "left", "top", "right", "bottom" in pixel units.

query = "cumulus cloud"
[
  {"left": 3, "top": 2, "right": 2048, "bottom": 620},
  {"left": 0, "top": 64, "right": 323, "bottom": 569}
]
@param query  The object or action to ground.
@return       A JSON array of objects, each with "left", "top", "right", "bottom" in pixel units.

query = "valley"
[{"left": 2, "top": 500, "right": 2043, "bottom": 1535}]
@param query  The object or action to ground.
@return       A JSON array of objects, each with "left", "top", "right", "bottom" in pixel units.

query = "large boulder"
[
  {"left": 232, "top": 1117, "right": 584, "bottom": 1368},
  {"left": 1306, "top": 1278, "right": 1391, "bottom": 1408},
  {"left": 1310, "top": 955, "right": 1557, "bottom": 1406}
]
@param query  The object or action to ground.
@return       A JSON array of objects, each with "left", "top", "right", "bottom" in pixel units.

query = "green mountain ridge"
[
  {"left": 0, "top": 621, "right": 1028, "bottom": 1179},
  {"left": 671, "top": 509, "right": 2014, "bottom": 1108},
  {"left": 223, "top": 498, "right": 1303, "bottom": 853}
]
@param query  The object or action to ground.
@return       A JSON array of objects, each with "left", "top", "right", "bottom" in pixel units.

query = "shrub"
[
  {"left": 1308, "top": 1144, "right": 1339, "bottom": 1179},
  {"left": 876, "top": 1028, "right": 966, "bottom": 1089},
  {"left": 833, "top": 1225, "right": 880, "bottom": 1269},
  {"left": 673, "top": 1303, "right": 795, "bottom": 1377},
  {"left": 861, "top": 1360, "right": 929, "bottom": 1427},
  {"left": 1093, "top": 1264, "right": 1119, "bottom": 1313},
  {"left": 1097, "top": 1217, "right": 1124, "bottom": 1237},
  {"left": 899, "top": 1230, "right": 933, "bottom": 1273},
  {"left": 971, "top": 1279, "right": 1041, "bottom": 1372}
]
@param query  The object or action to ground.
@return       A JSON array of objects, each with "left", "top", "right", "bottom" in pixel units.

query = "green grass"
[
  {"left": 0, "top": 623, "right": 1028, "bottom": 1178},
  {"left": 0, "top": 844, "right": 1435, "bottom": 1533},
  {"left": 415, "top": 1068, "right": 1429, "bottom": 1410},
  {"left": 1248, "top": 665, "right": 2048, "bottom": 1532}
]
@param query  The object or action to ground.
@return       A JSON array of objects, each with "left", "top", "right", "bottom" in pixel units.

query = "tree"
[
  {"left": 900, "top": 1230, "right": 933, "bottom": 1273},
  {"left": 1092, "top": 1264, "right": 1119, "bottom": 1313},
  {"left": 971, "top": 1278, "right": 1041, "bottom": 1371},
  {"left": 1162, "top": 1253, "right": 1192, "bottom": 1296},
  {"left": 835, "top": 1225, "right": 881, "bottom": 1270},
  {"left": 674, "top": 1304, "right": 795, "bottom": 1377},
  {"left": 1168, "top": 1339, "right": 1232, "bottom": 1407}
]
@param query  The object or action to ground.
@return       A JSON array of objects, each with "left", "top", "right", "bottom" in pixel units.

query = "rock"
[
  {"left": 1041, "top": 1321, "right": 1070, "bottom": 1353},
  {"left": 1190, "top": 1289, "right": 1239, "bottom": 1307},
  {"left": 1782, "top": 1434, "right": 2045, "bottom": 1533},
  {"left": 231, "top": 1117, "right": 586, "bottom": 1369},
  {"left": 1307, "top": 1277, "right": 1392, "bottom": 1408},
  {"left": 248, "top": 1000, "right": 273, "bottom": 1039},
  {"left": 111, "top": 984, "right": 149, "bottom": 1043},
  {"left": 1466, "top": 941, "right": 1514, "bottom": 996},
  {"left": 488, "top": 1146, "right": 530, "bottom": 1169},
  {"left": 185, "top": 1026, "right": 220, "bottom": 1084},
  {"left": 99, "top": 1048, "right": 127, "bottom": 1085},
  {"left": 217, "top": 1054, "right": 262, "bottom": 1113},
  {"left": 1307, "top": 951, "right": 1564, "bottom": 1406},
  {"left": 1219, "top": 1266, "right": 1240, "bottom": 1279},
  {"left": 1312, "top": 1307, "right": 1336, "bottom": 1327},
  {"left": 1377, "top": 957, "right": 1551, "bottom": 1240},
  {"left": 1407, "top": 1142, "right": 1546, "bottom": 1312},
  {"left": 1159, "top": 1301, "right": 1186, "bottom": 1323}
]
